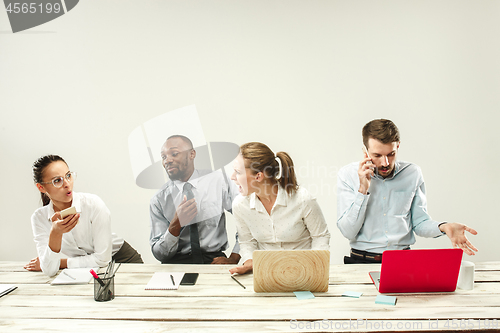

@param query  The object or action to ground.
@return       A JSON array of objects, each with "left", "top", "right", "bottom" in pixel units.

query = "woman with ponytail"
[
  {"left": 24, "top": 155, "right": 143, "bottom": 276},
  {"left": 229, "top": 142, "right": 330, "bottom": 275}
]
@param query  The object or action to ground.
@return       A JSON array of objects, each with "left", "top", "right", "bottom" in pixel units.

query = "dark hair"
[
  {"left": 239, "top": 142, "right": 298, "bottom": 195},
  {"left": 362, "top": 119, "right": 400, "bottom": 148},
  {"left": 33, "top": 155, "right": 67, "bottom": 206},
  {"left": 166, "top": 135, "right": 193, "bottom": 149}
]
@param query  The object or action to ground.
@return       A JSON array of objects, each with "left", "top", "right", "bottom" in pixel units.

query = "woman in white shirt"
[
  {"left": 24, "top": 155, "right": 143, "bottom": 276},
  {"left": 229, "top": 142, "right": 330, "bottom": 275}
]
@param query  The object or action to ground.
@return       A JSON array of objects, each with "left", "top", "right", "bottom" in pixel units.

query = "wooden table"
[{"left": 0, "top": 261, "right": 499, "bottom": 332}]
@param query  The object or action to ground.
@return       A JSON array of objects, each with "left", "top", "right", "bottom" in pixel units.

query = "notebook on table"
[
  {"left": 145, "top": 272, "right": 185, "bottom": 290},
  {"left": 253, "top": 250, "right": 330, "bottom": 293},
  {"left": 369, "top": 248, "right": 463, "bottom": 293},
  {"left": 51, "top": 268, "right": 98, "bottom": 285},
  {"left": 0, "top": 284, "right": 17, "bottom": 297}
]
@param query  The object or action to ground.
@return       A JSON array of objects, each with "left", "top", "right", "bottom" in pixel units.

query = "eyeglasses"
[{"left": 39, "top": 172, "right": 77, "bottom": 188}]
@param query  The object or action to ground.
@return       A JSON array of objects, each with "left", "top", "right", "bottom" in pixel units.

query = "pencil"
[
  {"left": 170, "top": 274, "right": 175, "bottom": 286},
  {"left": 63, "top": 270, "right": 76, "bottom": 280},
  {"left": 231, "top": 275, "right": 246, "bottom": 289}
]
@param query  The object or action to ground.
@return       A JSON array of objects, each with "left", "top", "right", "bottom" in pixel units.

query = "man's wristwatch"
[{"left": 438, "top": 222, "right": 448, "bottom": 233}]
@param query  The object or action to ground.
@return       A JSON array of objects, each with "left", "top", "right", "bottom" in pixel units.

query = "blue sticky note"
[
  {"left": 294, "top": 291, "right": 315, "bottom": 300},
  {"left": 342, "top": 291, "right": 363, "bottom": 298},
  {"left": 375, "top": 295, "right": 397, "bottom": 305}
]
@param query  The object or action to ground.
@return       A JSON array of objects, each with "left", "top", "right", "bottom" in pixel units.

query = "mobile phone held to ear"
[
  {"left": 60, "top": 206, "right": 77, "bottom": 219},
  {"left": 362, "top": 145, "right": 375, "bottom": 171},
  {"left": 180, "top": 273, "right": 199, "bottom": 285}
]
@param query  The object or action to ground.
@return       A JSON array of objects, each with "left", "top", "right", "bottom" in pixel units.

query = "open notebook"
[
  {"left": 145, "top": 272, "right": 185, "bottom": 290},
  {"left": 51, "top": 268, "right": 98, "bottom": 285},
  {"left": 0, "top": 284, "right": 17, "bottom": 298}
]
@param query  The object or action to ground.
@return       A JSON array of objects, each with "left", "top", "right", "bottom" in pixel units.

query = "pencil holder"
[{"left": 93, "top": 273, "right": 115, "bottom": 302}]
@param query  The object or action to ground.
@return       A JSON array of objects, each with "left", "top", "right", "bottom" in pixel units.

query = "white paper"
[
  {"left": 145, "top": 272, "right": 185, "bottom": 290},
  {"left": 0, "top": 284, "right": 17, "bottom": 297},
  {"left": 51, "top": 268, "right": 98, "bottom": 285}
]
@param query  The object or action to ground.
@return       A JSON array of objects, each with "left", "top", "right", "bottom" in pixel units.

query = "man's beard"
[
  {"left": 376, "top": 165, "right": 393, "bottom": 178},
  {"left": 166, "top": 155, "right": 189, "bottom": 180}
]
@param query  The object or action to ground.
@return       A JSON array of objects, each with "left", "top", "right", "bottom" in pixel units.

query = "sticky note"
[
  {"left": 294, "top": 291, "right": 315, "bottom": 300},
  {"left": 342, "top": 291, "right": 363, "bottom": 298},
  {"left": 375, "top": 295, "right": 397, "bottom": 305}
]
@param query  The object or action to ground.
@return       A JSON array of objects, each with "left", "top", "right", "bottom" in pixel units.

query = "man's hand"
[
  {"left": 439, "top": 223, "right": 478, "bottom": 256},
  {"left": 358, "top": 157, "right": 374, "bottom": 194},
  {"left": 169, "top": 195, "right": 197, "bottom": 237},
  {"left": 24, "top": 257, "right": 41, "bottom": 271},
  {"left": 211, "top": 253, "right": 241, "bottom": 265},
  {"left": 229, "top": 259, "right": 253, "bottom": 275}
]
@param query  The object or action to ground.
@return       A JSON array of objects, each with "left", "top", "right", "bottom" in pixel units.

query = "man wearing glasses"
[{"left": 149, "top": 135, "right": 241, "bottom": 264}]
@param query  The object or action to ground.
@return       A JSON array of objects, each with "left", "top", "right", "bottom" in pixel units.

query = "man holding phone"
[
  {"left": 337, "top": 119, "right": 478, "bottom": 264},
  {"left": 149, "top": 135, "right": 241, "bottom": 265}
]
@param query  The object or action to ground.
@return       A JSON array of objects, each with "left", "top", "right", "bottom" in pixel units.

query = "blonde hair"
[{"left": 239, "top": 142, "right": 298, "bottom": 195}]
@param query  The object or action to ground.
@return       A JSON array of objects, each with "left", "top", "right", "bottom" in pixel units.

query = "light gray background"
[{"left": 1, "top": 0, "right": 498, "bottom": 265}]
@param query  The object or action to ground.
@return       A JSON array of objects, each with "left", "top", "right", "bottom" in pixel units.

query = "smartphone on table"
[{"left": 180, "top": 273, "right": 199, "bottom": 285}]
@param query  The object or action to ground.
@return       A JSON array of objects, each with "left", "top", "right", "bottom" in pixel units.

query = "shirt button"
[
  {"left": 384, "top": 214, "right": 386, "bottom": 216},
  {"left": 383, "top": 197, "right": 386, "bottom": 200}
]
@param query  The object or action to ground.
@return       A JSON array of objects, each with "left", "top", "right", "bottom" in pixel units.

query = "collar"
[
  {"left": 373, "top": 161, "right": 401, "bottom": 181},
  {"left": 45, "top": 192, "right": 80, "bottom": 221},
  {"left": 72, "top": 192, "right": 82, "bottom": 212},
  {"left": 173, "top": 169, "right": 200, "bottom": 192},
  {"left": 249, "top": 185, "right": 287, "bottom": 213},
  {"left": 46, "top": 201, "right": 55, "bottom": 221}
]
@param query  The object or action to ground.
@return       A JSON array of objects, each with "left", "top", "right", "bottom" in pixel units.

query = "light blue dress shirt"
[
  {"left": 150, "top": 169, "right": 240, "bottom": 263},
  {"left": 337, "top": 160, "right": 443, "bottom": 254}
]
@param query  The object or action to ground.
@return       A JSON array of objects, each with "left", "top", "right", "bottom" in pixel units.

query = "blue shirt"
[{"left": 337, "top": 160, "right": 443, "bottom": 254}]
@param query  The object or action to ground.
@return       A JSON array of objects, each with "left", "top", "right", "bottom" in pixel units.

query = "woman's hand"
[
  {"left": 229, "top": 259, "right": 253, "bottom": 275},
  {"left": 50, "top": 212, "right": 80, "bottom": 235},
  {"left": 24, "top": 257, "right": 41, "bottom": 271},
  {"left": 48, "top": 212, "right": 80, "bottom": 253}
]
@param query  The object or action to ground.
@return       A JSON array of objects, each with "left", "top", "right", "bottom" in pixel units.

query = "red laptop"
[{"left": 369, "top": 249, "right": 463, "bottom": 293}]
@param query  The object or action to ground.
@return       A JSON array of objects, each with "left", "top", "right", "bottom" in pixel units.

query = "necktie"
[{"left": 183, "top": 182, "right": 203, "bottom": 264}]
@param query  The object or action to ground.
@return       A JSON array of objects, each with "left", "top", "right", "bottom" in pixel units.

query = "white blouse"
[
  {"left": 31, "top": 192, "right": 124, "bottom": 276},
  {"left": 232, "top": 186, "right": 330, "bottom": 263}
]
